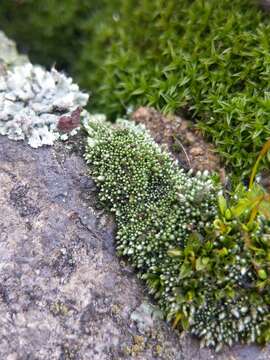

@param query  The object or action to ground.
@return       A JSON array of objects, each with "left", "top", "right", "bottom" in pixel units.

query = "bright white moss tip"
[{"left": 0, "top": 61, "right": 89, "bottom": 148}]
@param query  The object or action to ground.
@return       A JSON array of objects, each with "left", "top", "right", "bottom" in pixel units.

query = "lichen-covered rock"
[
  {"left": 0, "top": 62, "right": 89, "bottom": 147},
  {"left": 0, "top": 32, "right": 89, "bottom": 148}
]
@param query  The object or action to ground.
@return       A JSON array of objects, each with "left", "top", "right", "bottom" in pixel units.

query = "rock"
[
  {"left": 0, "top": 135, "right": 184, "bottom": 359},
  {"left": 130, "top": 302, "right": 163, "bottom": 333},
  {"left": 0, "top": 135, "right": 269, "bottom": 359},
  {"left": 260, "top": 0, "right": 270, "bottom": 11}
]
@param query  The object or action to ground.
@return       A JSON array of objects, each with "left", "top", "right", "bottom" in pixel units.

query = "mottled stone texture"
[{"left": 1, "top": 135, "right": 270, "bottom": 360}]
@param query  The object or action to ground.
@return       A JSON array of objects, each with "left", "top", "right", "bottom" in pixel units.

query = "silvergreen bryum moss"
[{"left": 84, "top": 115, "right": 270, "bottom": 351}]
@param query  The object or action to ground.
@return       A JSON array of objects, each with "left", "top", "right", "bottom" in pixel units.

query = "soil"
[
  {"left": 132, "top": 107, "right": 226, "bottom": 182},
  {"left": 132, "top": 107, "right": 270, "bottom": 191}
]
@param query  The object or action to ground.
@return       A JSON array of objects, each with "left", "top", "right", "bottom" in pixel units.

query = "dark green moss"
[{"left": 1, "top": 0, "right": 269, "bottom": 179}]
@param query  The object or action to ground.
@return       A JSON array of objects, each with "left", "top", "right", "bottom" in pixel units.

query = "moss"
[
  {"left": 1, "top": 0, "right": 270, "bottom": 179},
  {"left": 83, "top": 115, "right": 270, "bottom": 350}
]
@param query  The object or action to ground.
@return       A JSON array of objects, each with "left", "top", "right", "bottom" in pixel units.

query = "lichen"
[
  {"left": 0, "top": 31, "right": 28, "bottom": 67},
  {"left": 0, "top": 32, "right": 89, "bottom": 148}
]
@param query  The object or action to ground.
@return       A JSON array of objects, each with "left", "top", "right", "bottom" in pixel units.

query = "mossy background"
[{"left": 0, "top": 0, "right": 270, "bottom": 179}]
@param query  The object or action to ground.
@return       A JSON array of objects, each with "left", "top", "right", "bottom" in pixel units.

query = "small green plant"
[
  {"left": 84, "top": 116, "right": 270, "bottom": 351},
  {"left": 227, "top": 138, "right": 270, "bottom": 231}
]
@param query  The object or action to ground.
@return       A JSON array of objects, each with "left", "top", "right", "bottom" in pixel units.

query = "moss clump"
[
  {"left": 84, "top": 116, "right": 270, "bottom": 351},
  {"left": 173, "top": 214, "right": 270, "bottom": 350}
]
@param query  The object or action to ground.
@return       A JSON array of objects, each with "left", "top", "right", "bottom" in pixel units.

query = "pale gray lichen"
[
  {"left": 0, "top": 32, "right": 89, "bottom": 148},
  {"left": 0, "top": 31, "right": 28, "bottom": 67},
  {"left": 131, "top": 302, "right": 163, "bottom": 333}
]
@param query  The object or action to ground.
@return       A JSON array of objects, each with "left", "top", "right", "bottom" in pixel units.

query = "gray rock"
[
  {"left": 1, "top": 135, "right": 270, "bottom": 359},
  {"left": 130, "top": 302, "right": 163, "bottom": 333},
  {"left": 0, "top": 135, "right": 181, "bottom": 360}
]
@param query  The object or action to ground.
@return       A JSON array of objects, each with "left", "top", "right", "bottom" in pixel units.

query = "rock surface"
[{"left": 1, "top": 135, "right": 270, "bottom": 360}]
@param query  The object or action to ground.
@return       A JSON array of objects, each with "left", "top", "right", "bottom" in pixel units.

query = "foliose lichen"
[
  {"left": 0, "top": 31, "right": 28, "bottom": 67},
  {"left": 0, "top": 31, "right": 89, "bottom": 148},
  {"left": 84, "top": 115, "right": 270, "bottom": 351}
]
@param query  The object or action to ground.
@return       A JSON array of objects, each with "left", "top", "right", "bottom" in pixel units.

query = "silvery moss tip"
[{"left": 0, "top": 55, "right": 89, "bottom": 148}]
